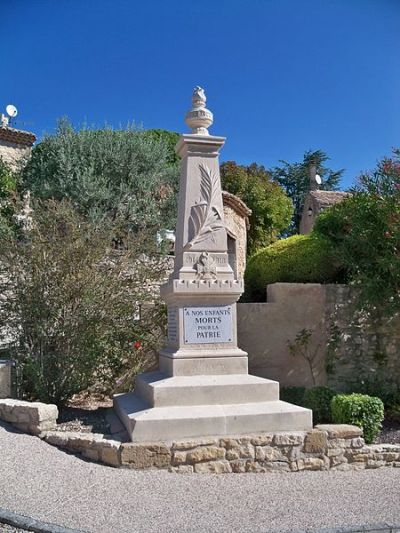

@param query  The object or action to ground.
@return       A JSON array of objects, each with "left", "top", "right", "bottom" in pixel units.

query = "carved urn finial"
[{"left": 185, "top": 86, "right": 214, "bottom": 135}]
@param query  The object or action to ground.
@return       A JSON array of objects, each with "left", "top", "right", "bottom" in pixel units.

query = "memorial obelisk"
[{"left": 114, "top": 87, "right": 312, "bottom": 441}]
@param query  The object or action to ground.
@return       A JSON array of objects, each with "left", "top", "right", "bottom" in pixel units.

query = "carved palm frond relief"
[{"left": 185, "top": 163, "right": 225, "bottom": 249}]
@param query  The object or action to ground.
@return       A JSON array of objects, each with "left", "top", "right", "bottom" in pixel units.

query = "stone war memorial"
[{"left": 114, "top": 87, "right": 312, "bottom": 442}]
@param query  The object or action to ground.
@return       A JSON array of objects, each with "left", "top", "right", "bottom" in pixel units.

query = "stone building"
[
  {"left": 299, "top": 161, "right": 350, "bottom": 234},
  {"left": 300, "top": 190, "right": 350, "bottom": 234},
  {"left": 0, "top": 116, "right": 36, "bottom": 171},
  {"left": 222, "top": 190, "right": 251, "bottom": 278}
]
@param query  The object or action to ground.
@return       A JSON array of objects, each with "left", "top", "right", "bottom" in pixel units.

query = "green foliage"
[
  {"left": 23, "top": 119, "right": 180, "bottom": 234},
  {"left": 281, "top": 386, "right": 336, "bottom": 424},
  {"left": 280, "top": 386, "right": 306, "bottom": 406},
  {"left": 271, "top": 149, "right": 343, "bottom": 234},
  {"left": 303, "top": 386, "right": 335, "bottom": 424},
  {"left": 244, "top": 234, "right": 342, "bottom": 301},
  {"left": 331, "top": 393, "right": 384, "bottom": 443},
  {"left": 344, "top": 377, "right": 400, "bottom": 412},
  {"left": 314, "top": 148, "right": 400, "bottom": 315},
  {"left": 0, "top": 157, "right": 18, "bottom": 238},
  {"left": 0, "top": 200, "right": 167, "bottom": 406},
  {"left": 220, "top": 161, "right": 293, "bottom": 254}
]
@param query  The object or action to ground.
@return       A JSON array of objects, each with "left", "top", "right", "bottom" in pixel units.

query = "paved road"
[{"left": 1, "top": 420, "right": 400, "bottom": 533}]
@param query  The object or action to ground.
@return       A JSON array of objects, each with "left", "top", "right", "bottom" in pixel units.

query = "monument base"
[{"left": 113, "top": 371, "right": 312, "bottom": 442}]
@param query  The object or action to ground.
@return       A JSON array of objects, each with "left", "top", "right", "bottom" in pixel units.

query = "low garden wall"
[
  {"left": 14, "top": 419, "right": 400, "bottom": 473},
  {"left": 237, "top": 283, "right": 400, "bottom": 390},
  {"left": 0, "top": 398, "right": 58, "bottom": 434},
  {"left": 1, "top": 399, "right": 400, "bottom": 473}
]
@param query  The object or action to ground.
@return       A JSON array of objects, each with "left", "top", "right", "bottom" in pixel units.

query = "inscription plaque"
[{"left": 183, "top": 305, "right": 233, "bottom": 344}]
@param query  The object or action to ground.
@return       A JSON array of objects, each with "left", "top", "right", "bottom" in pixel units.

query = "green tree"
[
  {"left": 270, "top": 149, "right": 344, "bottom": 234},
  {"left": 314, "top": 148, "right": 400, "bottom": 315},
  {"left": 220, "top": 161, "right": 293, "bottom": 254},
  {"left": 22, "top": 120, "right": 180, "bottom": 235}
]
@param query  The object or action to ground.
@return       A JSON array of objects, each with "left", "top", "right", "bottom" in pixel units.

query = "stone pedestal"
[{"left": 114, "top": 87, "right": 312, "bottom": 441}]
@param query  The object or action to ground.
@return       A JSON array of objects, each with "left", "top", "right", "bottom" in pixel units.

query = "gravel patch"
[
  {"left": 56, "top": 407, "right": 109, "bottom": 434},
  {"left": 1, "top": 420, "right": 400, "bottom": 533},
  {"left": 0, "top": 523, "right": 28, "bottom": 532}
]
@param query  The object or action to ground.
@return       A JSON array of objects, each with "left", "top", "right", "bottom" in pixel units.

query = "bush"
[
  {"left": 0, "top": 157, "right": 18, "bottom": 239},
  {"left": 0, "top": 200, "right": 167, "bottom": 405},
  {"left": 303, "top": 386, "right": 335, "bottom": 424},
  {"left": 280, "top": 386, "right": 306, "bottom": 406},
  {"left": 331, "top": 393, "right": 384, "bottom": 443},
  {"left": 244, "top": 234, "right": 342, "bottom": 301},
  {"left": 314, "top": 148, "right": 400, "bottom": 315}
]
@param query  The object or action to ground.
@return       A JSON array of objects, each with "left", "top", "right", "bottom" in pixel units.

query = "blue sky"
[{"left": 1, "top": 0, "right": 399, "bottom": 188}]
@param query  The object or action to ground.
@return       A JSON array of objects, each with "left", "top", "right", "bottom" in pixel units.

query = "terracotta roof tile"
[
  {"left": 0, "top": 126, "right": 36, "bottom": 146},
  {"left": 310, "top": 190, "right": 351, "bottom": 208}
]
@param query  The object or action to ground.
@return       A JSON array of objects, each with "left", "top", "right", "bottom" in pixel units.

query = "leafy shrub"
[
  {"left": 314, "top": 148, "right": 400, "bottom": 315},
  {"left": 331, "top": 393, "right": 384, "bottom": 443},
  {"left": 0, "top": 200, "right": 167, "bottom": 406},
  {"left": 280, "top": 386, "right": 306, "bottom": 406},
  {"left": 244, "top": 234, "right": 342, "bottom": 301},
  {"left": 0, "top": 157, "right": 18, "bottom": 239},
  {"left": 345, "top": 378, "right": 400, "bottom": 423},
  {"left": 303, "top": 386, "right": 336, "bottom": 424},
  {"left": 344, "top": 377, "right": 399, "bottom": 409}
]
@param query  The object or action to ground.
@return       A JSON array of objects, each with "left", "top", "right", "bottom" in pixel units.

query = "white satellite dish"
[
  {"left": 315, "top": 173, "right": 322, "bottom": 185},
  {"left": 6, "top": 104, "right": 18, "bottom": 118}
]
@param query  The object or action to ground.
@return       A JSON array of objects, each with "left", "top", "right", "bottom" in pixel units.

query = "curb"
[
  {"left": 0, "top": 507, "right": 85, "bottom": 533},
  {"left": 287, "top": 524, "right": 400, "bottom": 533}
]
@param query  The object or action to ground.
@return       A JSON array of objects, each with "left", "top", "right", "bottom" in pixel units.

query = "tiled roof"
[
  {"left": 0, "top": 126, "right": 36, "bottom": 147},
  {"left": 310, "top": 190, "right": 351, "bottom": 208},
  {"left": 222, "top": 190, "right": 252, "bottom": 218}
]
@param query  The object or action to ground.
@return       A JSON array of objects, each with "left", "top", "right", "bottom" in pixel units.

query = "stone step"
[
  {"left": 135, "top": 372, "right": 280, "bottom": 407},
  {"left": 113, "top": 393, "right": 313, "bottom": 442}
]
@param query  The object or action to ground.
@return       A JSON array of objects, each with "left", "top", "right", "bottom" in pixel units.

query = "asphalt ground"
[{"left": 1, "top": 420, "right": 400, "bottom": 533}]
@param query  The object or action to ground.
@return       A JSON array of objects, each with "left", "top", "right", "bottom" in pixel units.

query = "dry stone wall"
[
  {"left": 324, "top": 285, "right": 400, "bottom": 391},
  {"left": 1, "top": 400, "right": 399, "bottom": 473},
  {"left": 39, "top": 425, "right": 400, "bottom": 473},
  {"left": 0, "top": 140, "right": 31, "bottom": 171},
  {"left": 0, "top": 399, "right": 58, "bottom": 434}
]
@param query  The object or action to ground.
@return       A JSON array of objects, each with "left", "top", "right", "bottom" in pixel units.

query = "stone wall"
[
  {"left": 223, "top": 203, "right": 248, "bottom": 279},
  {"left": 324, "top": 285, "right": 400, "bottom": 392},
  {"left": 0, "top": 361, "right": 12, "bottom": 399},
  {"left": 237, "top": 283, "right": 400, "bottom": 390},
  {"left": 37, "top": 425, "right": 400, "bottom": 473},
  {"left": 0, "top": 399, "right": 58, "bottom": 434},
  {"left": 0, "top": 139, "right": 32, "bottom": 171}
]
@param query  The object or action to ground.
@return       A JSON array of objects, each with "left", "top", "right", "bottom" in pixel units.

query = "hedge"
[
  {"left": 331, "top": 393, "right": 384, "bottom": 444},
  {"left": 243, "top": 234, "right": 342, "bottom": 302},
  {"left": 303, "top": 386, "right": 336, "bottom": 424}
]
